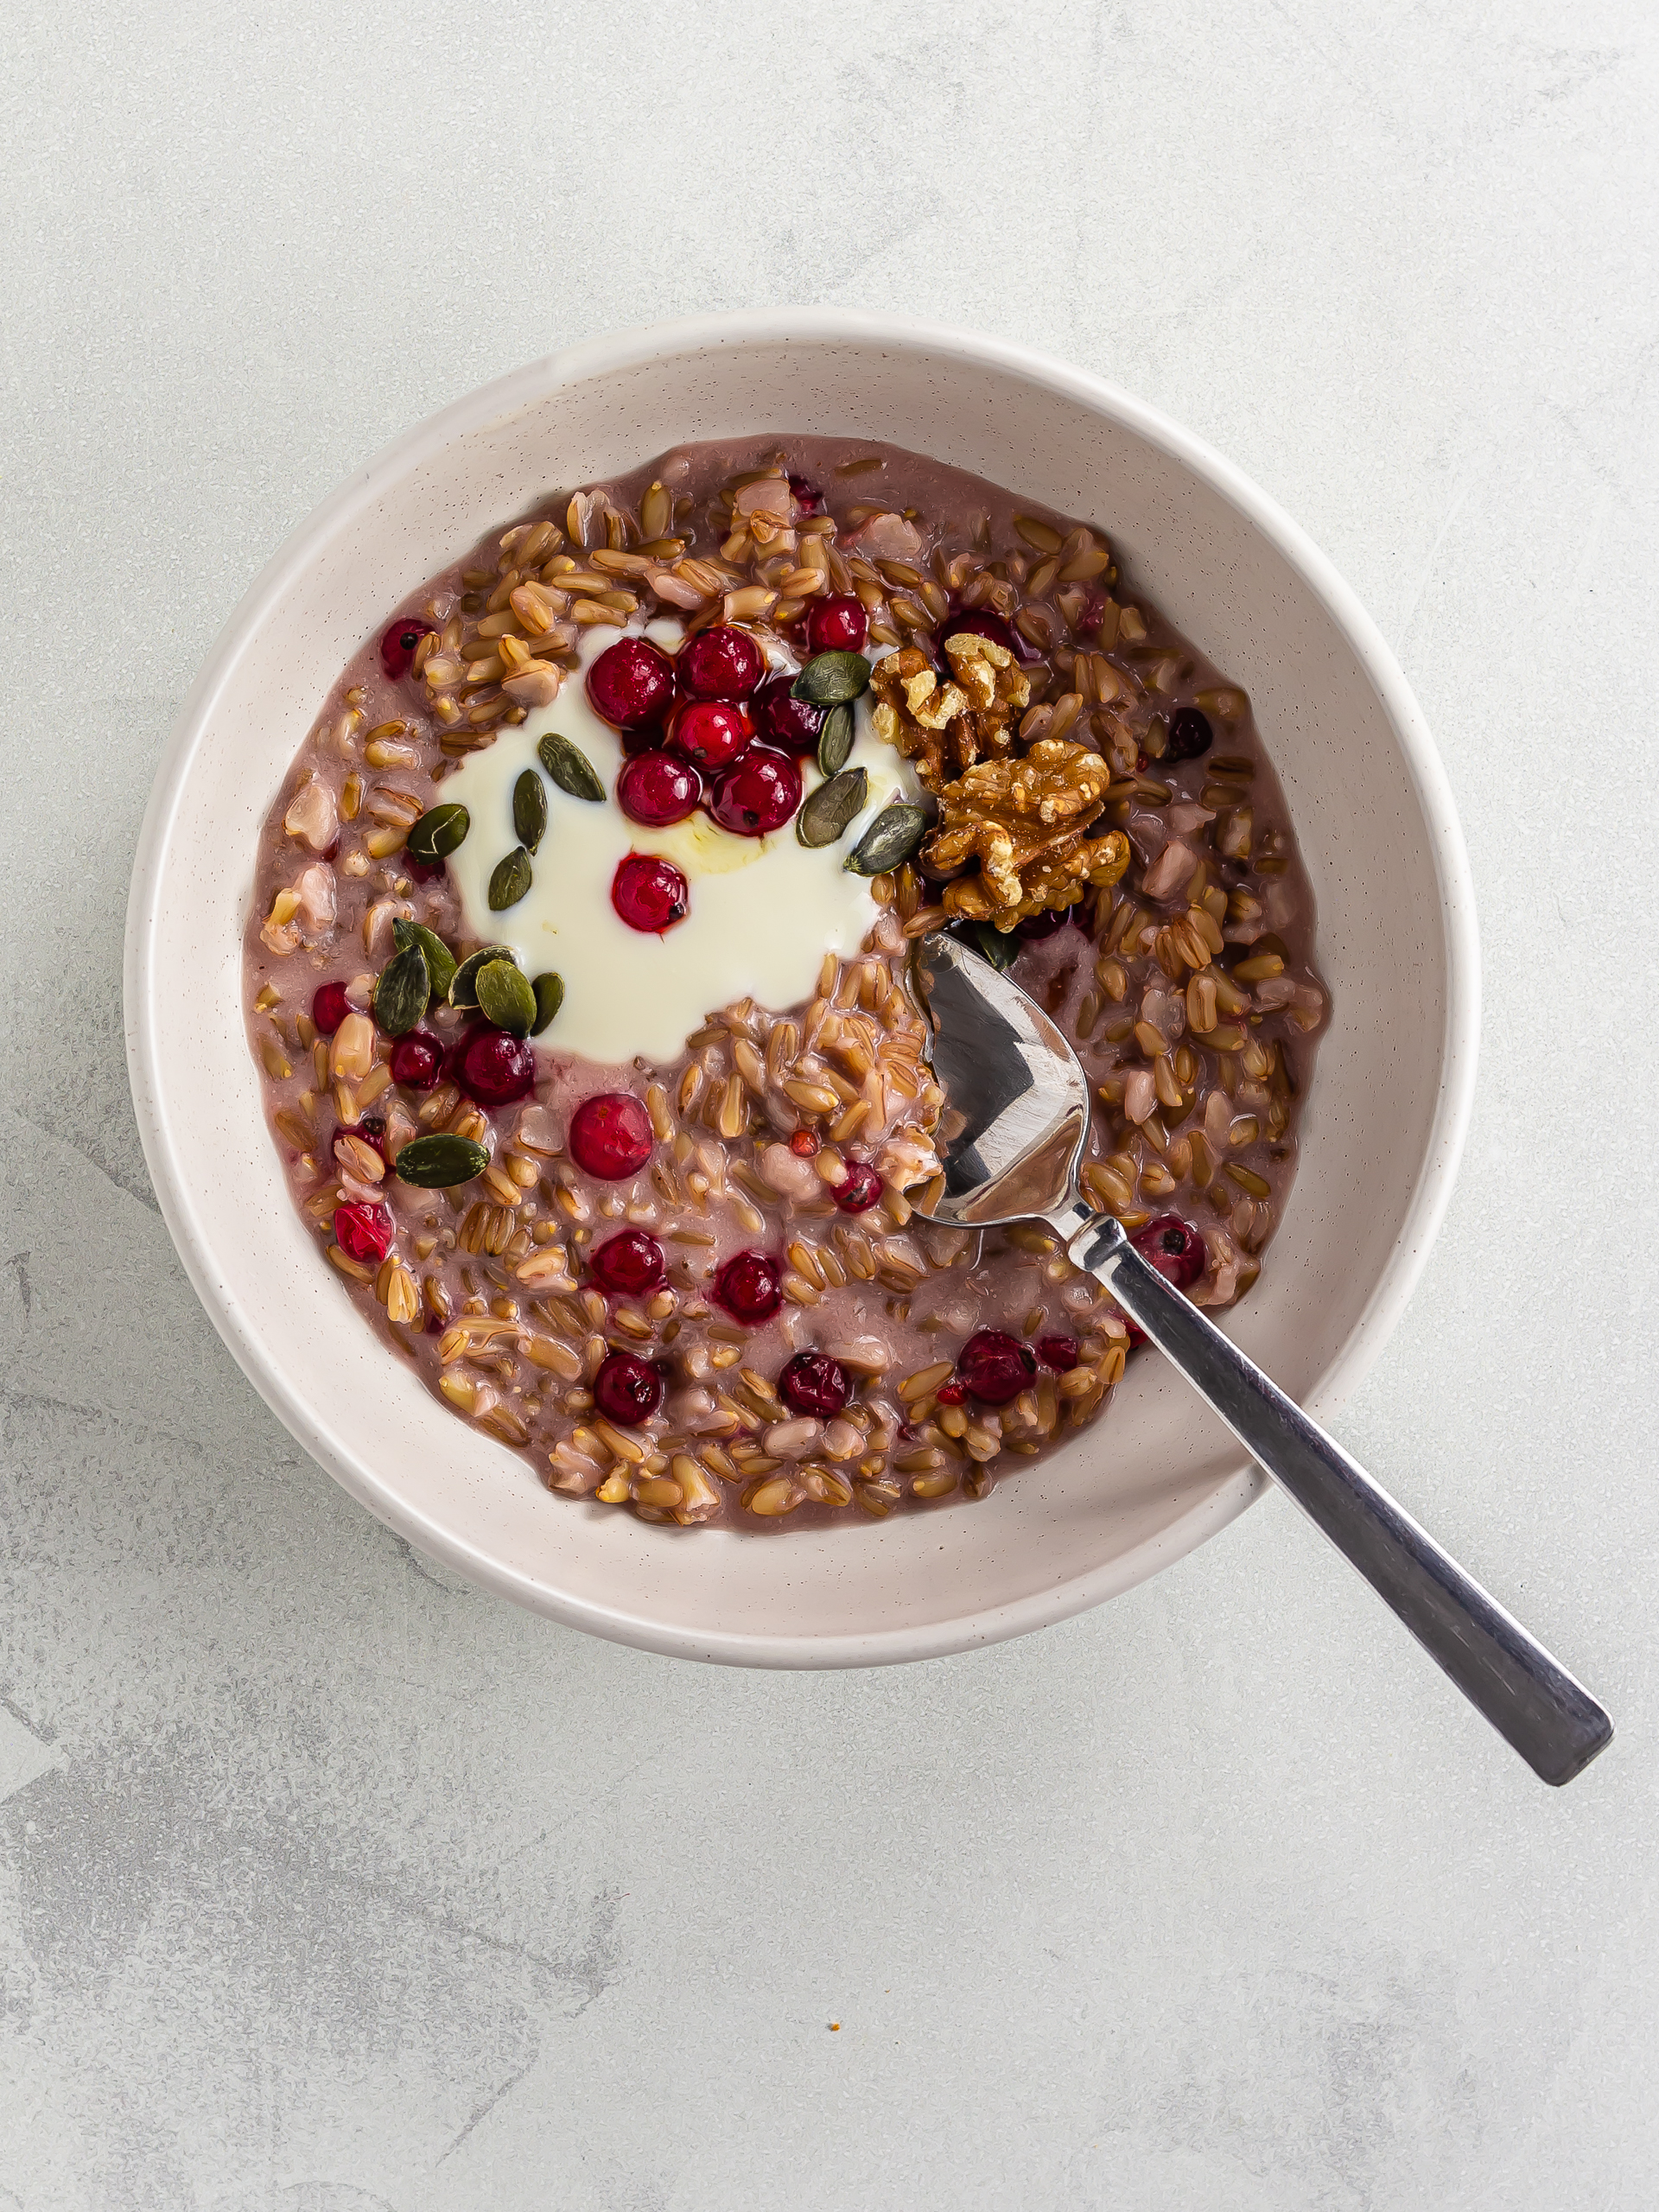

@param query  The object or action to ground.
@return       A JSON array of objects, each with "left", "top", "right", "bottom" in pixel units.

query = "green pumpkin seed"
[
  {"left": 513, "top": 768, "right": 548, "bottom": 853},
  {"left": 530, "top": 971, "right": 564, "bottom": 1035},
  {"left": 817, "top": 702, "right": 854, "bottom": 779},
  {"left": 393, "top": 1133, "right": 490, "bottom": 1189},
  {"left": 488, "top": 845, "right": 532, "bottom": 911},
  {"left": 537, "top": 732, "right": 606, "bottom": 803},
  {"left": 797, "top": 766, "right": 868, "bottom": 849},
  {"left": 793, "top": 652, "right": 872, "bottom": 706},
  {"left": 391, "top": 918, "right": 457, "bottom": 1003},
  {"left": 474, "top": 957, "right": 537, "bottom": 1036},
  {"left": 962, "top": 920, "right": 1020, "bottom": 972},
  {"left": 449, "top": 944, "right": 520, "bottom": 1008},
  {"left": 372, "top": 942, "right": 429, "bottom": 1036},
  {"left": 846, "top": 803, "right": 926, "bottom": 876},
  {"left": 405, "top": 803, "right": 469, "bottom": 866}
]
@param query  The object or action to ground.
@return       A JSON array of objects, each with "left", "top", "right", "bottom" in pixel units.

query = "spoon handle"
[{"left": 1060, "top": 1207, "right": 1611, "bottom": 1786}]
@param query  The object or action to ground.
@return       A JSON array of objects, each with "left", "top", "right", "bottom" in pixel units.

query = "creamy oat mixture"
[{"left": 244, "top": 438, "right": 1327, "bottom": 1529}]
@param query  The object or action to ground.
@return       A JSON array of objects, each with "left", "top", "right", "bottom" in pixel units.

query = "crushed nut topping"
[
  {"left": 870, "top": 638, "right": 1128, "bottom": 931},
  {"left": 869, "top": 634, "right": 1029, "bottom": 793},
  {"left": 924, "top": 741, "right": 1131, "bottom": 931}
]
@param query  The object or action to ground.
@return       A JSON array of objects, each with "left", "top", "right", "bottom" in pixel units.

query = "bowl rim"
[{"left": 124, "top": 308, "right": 1480, "bottom": 1666}]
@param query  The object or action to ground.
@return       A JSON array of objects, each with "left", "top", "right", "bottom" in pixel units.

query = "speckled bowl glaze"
[{"left": 124, "top": 313, "right": 1478, "bottom": 1665}]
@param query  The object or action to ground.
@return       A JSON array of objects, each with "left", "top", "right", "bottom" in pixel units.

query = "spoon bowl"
[{"left": 912, "top": 931, "right": 1091, "bottom": 1227}]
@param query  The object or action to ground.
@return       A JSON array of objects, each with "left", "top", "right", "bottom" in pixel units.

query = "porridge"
[{"left": 244, "top": 438, "right": 1327, "bottom": 1528}]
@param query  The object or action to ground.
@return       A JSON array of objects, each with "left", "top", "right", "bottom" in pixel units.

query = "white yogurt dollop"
[{"left": 442, "top": 626, "right": 912, "bottom": 1067}]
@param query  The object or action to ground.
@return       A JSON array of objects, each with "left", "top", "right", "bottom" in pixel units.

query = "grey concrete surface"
[{"left": 2, "top": 1, "right": 1656, "bottom": 2204}]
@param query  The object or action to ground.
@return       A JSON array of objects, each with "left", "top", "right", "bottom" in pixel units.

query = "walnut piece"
[
  {"left": 924, "top": 740, "right": 1131, "bottom": 930},
  {"left": 869, "top": 633, "right": 1030, "bottom": 793}
]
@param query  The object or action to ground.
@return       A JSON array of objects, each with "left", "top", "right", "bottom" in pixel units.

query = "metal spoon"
[{"left": 912, "top": 932, "right": 1611, "bottom": 1786}]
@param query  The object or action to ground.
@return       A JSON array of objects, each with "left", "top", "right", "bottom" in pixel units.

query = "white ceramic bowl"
[{"left": 124, "top": 313, "right": 1478, "bottom": 1666}]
